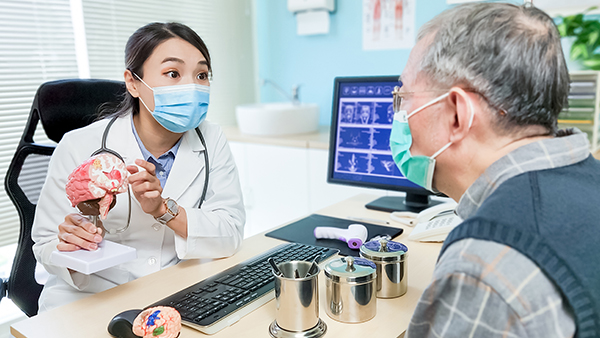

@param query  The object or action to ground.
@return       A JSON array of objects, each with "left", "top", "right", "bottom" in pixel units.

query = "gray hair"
[{"left": 417, "top": 3, "right": 569, "bottom": 135}]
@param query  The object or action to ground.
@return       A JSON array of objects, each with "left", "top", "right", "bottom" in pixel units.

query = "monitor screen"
[{"left": 327, "top": 76, "right": 440, "bottom": 212}]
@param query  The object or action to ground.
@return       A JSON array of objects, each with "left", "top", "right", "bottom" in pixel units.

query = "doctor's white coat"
[{"left": 32, "top": 114, "right": 245, "bottom": 311}]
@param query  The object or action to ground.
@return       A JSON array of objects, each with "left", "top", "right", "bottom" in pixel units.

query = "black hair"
[{"left": 99, "top": 22, "right": 212, "bottom": 118}]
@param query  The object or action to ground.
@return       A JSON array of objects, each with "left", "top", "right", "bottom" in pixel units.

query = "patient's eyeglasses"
[
  {"left": 392, "top": 86, "right": 508, "bottom": 116},
  {"left": 392, "top": 86, "right": 447, "bottom": 113}
]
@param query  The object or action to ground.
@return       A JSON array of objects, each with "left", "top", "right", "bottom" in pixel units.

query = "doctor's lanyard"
[{"left": 93, "top": 115, "right": 210, "bottom": 234}]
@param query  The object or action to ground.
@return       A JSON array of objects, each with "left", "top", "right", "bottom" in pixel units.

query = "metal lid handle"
[
  {"left": 345, "top": 257, "right": 356, "bottom": 272},
  {"left": 379, "top": 238, "right": 389, "bottom": 252}
]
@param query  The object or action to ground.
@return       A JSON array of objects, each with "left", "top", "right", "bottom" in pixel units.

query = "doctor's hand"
[
  {"left": 127, "top": 159, "right": 164, "bottom": 217},
  {"left": 57, "top": 213, "right": 103, "bottom": 251}
]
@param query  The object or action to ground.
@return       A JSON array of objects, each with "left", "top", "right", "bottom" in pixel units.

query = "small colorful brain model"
[{"left": 132, "top": 306, "right": 181, "bottom": 338}]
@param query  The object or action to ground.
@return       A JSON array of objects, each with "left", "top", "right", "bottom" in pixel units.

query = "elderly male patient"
[{"left": 389, "top": 3, "right": 600, "bottom": 337}]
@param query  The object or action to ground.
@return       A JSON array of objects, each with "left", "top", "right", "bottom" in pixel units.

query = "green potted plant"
[{"left": 557, "top": 7, "right": 600, "bottom": 71}]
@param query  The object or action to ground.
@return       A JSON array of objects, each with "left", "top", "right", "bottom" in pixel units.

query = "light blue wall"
[{"left": 256, "top": 0, "right": 450, "bottom": 125}]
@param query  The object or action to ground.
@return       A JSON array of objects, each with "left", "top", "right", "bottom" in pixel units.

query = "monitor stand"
[{"left": 365, "top": 193, "right": 443, "bottom": 213}]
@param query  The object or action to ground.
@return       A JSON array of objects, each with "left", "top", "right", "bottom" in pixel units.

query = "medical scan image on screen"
[{"left": 332, "top": 81, "right": 421, "bottom": 190}]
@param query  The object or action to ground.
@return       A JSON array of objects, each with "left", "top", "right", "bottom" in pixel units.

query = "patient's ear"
[
  {"left": 124, "top": 70, "right": 139, "bottom": 98},
  {"left": 448, "top": 87, "right": 478, "bottom": 143}
]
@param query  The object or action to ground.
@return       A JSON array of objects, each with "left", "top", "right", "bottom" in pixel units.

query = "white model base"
[{"left": 50, "top": 240, "right": 137, "bottom": 275}]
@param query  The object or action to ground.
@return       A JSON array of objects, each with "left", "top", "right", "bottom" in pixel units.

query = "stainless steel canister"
[
  {"left": 324, "top": 257, "right": 377, "bottom": 323},
  {"left": 272, "top": 260, "right": 321, "bottom": 332},
  {"left": 360, "top": 239, "right": 408, "bottom": 298}
]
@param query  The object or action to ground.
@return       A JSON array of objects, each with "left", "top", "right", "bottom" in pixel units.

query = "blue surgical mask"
[
  {"left": 389, "top": 92, "right": 474, "bottom": 191},
  {"left": 134, "top": 73, "right": 210, "bottom": 133}
]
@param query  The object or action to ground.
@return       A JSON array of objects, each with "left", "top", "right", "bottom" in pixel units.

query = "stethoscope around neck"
[{"left": 90, "top": 115, "right": 210, "bottom": 234}]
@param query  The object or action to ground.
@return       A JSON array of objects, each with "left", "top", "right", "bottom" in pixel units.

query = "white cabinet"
[
  {"left": 230, "top": 142, "right": 309, "bottom": 238},
  {"left": 229, "top": 142, "right": 386, "bottom": 238},
  {"left": 307, "top": 148, "right": 384, "bottom": 212}
]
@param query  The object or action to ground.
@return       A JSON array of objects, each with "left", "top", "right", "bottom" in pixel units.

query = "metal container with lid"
[
  {"left": 323, "top": 256, "right": 377, "bottom": 323},
  {"left": 360, "top": 238, "right": 408, "bottom": 298}
]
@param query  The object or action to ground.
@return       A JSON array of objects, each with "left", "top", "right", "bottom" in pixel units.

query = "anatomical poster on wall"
[{"left": 363, "top": 0, "right": 415, "bottom": 50}]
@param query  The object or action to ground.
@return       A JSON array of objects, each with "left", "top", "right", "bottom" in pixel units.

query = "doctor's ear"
[
  {"left": 447, "top": 87, "right": 478, "bottom": 143},
  {"left": 124, "top": 69, "right": 140, "bottom": 98}
]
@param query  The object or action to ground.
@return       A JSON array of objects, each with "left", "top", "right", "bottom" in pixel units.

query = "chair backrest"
[{"left": 3, "top": 79, "right": 125, "bottom": 316}]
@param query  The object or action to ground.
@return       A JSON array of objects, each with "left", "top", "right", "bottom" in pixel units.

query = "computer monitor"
[{"left": 327, "top": 76, "right": 443, "bottom": 213}]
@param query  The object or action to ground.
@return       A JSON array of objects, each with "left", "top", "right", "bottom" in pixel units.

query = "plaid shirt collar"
[{"left": 456, "top": 129, "right": 591, "bottom": 220}]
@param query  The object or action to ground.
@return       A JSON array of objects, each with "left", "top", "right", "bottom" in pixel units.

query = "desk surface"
[{"left": 11, "top": 194, "right": 442, "bottom": 338}]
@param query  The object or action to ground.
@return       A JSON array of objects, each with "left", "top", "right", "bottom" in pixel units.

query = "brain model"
[
  {"left": 132, "top": 306, "right": 181, "bottom": 338},
  {"left": 65, "top": 153, "right": 129, "bottom": 219}
]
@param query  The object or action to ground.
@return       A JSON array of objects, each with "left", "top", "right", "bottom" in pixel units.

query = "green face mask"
[{"left": 389, "top": 92, "right": 473, "bottom": 191}]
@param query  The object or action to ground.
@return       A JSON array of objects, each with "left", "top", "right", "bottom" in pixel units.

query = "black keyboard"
[{"left": 147, "top": 243, "right": 339, "bottom": 334}]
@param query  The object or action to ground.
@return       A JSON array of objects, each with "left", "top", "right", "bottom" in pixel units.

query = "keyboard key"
[
  {"left": 229, "top": 294, "right": 243, "bottom": 303},
  {"left": 215, "top": 274, "right": 231, "bottom": 283},
  {"left": 241, "top": 281, "right": 255, "bottom": 289}
]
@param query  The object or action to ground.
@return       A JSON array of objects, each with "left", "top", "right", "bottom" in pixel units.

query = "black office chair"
[{"left": 3, "top": 79, "right": 125, "bottom": 316}]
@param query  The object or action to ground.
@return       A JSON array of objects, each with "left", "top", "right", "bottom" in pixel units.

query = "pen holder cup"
[{"left": 273, "top": 261, "right": 320, "bottom": 332}]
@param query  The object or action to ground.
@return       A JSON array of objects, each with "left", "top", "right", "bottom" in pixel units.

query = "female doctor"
[{"left": 32, "top": 22, "right": 245, "bottom": 311}]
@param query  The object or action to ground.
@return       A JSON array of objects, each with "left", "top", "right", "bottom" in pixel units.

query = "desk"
[{"left": 11, "top": 194, "right": 442, "bottom": 338}]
